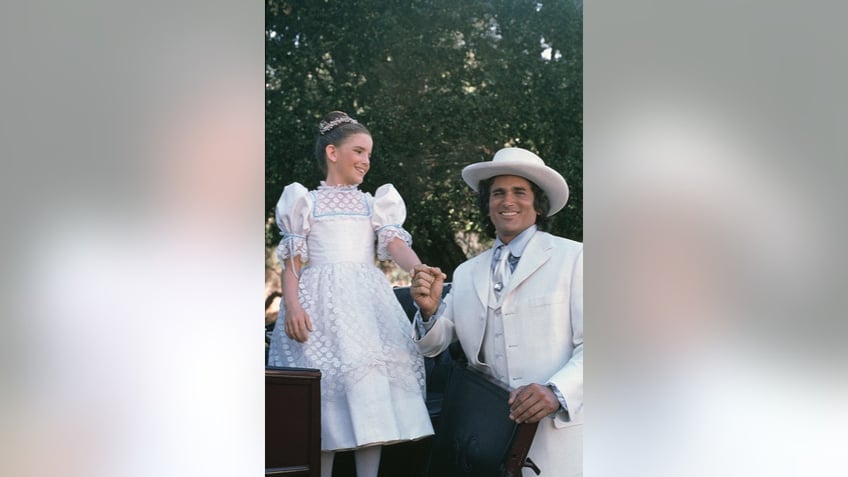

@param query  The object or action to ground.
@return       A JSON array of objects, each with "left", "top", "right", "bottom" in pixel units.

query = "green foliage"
[{"left": 266, "top": 0, "right": 582, "bottom": 276}]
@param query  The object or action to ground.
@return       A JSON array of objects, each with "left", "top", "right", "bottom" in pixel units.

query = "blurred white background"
[
  {"left": 586, "top": 1, "right": 848, "bottom": 475},
  {"left": 1, "top": 2, "right": 264, "bottom": 476}
]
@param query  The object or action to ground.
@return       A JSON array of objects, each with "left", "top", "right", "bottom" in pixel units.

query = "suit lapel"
[
  {"left": 502, "top": 232, "right": 553, "bottom": 296},
  {"left": 472, "top": 248, "right": 493, "bottom": 308}
]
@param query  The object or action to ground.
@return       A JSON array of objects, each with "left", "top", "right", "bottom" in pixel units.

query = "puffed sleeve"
[
  {"left": 274, "top": 182, "right": 313, "bottom": 270},
  {"left": 371, "top": 183, "right": 413, "bottom": 261}
]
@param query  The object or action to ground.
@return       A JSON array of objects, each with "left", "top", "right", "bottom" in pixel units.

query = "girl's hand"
[{"left": 284, "top": 304, "right": 313, "bottom": 343}]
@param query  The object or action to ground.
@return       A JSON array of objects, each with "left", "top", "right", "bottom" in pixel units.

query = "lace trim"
[
  {"left": 317, "top": 181, "right": 359, "bottom": 191},
  {"left": 276, "top": 234, "right": 308, "bottom": 270},
  {"left": 312, "top": 187, "right": 370, "bottom": 217},
  {"left": 376, "top": 225, "right": 412, "bottom": 261}
]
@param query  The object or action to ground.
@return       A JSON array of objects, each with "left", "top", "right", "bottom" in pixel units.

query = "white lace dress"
[{"left": 267, "top": 181, "right": 433, "bottom": 451}]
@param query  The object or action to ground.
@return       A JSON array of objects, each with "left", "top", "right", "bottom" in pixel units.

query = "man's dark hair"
[{"left": 477, "top": 176, "right": 551, "bottom": 238}]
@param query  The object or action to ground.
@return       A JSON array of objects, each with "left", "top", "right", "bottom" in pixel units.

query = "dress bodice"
[
  {"left": 274, "top": 181, "right": 412, "bottom": 269},
  {"left": 307, "top": 215, "right": 375, "bottom": 265},
  {"left": 306, "top": 184, "right": 374, "bottom": 265}
]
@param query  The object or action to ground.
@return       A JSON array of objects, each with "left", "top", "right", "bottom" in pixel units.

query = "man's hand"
[
  {"left": 410, "top": 264, "right": 447, "bottom": 319},
  {"left": 508, "top": 383, "right": 561, "bottom": 424},
  {"left": 284, "top": 304, "right": 313, "bottom": 343}
]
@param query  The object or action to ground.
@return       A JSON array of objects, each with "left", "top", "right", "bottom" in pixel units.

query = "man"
[{"left": 411, "top": 147, "right": 583, "bottom": 476}]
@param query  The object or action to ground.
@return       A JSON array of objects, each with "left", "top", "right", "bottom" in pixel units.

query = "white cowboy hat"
[{"left": 461, "top": 147, "right": 569, "bottom": 216}]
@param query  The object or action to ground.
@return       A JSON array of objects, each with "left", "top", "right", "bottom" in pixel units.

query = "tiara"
[{"left": 319, "top": 116, "right": 358, "bottom": 135}]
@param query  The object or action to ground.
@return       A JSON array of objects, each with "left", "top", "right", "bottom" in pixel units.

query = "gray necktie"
[{"left": 492, "top": 244, "right": 512, "bottom": 295}]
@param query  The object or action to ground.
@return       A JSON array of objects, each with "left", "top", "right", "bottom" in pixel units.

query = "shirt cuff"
[
  {"left": 413, "top": 301, "right": 445, "bottom": 339},
  {"left": 547, "top": 382, "right": 569, "bottom": 412}
]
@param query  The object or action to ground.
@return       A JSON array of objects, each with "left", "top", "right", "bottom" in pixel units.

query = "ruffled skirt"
[{"left": 267, "top": 262, "right": 433, "bottom": 450}]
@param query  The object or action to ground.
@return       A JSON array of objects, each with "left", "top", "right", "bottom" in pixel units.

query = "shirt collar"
[{"left": 494, "top": 225, "right": 537, "bottom": 258}]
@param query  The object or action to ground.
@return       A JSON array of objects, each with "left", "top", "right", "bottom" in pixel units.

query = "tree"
[{"left": 266, "top": 0, "right": 582, "bottom": 277}]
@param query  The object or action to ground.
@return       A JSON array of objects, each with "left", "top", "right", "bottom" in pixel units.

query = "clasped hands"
[{"left": 410, "top": 264, "right": 447, "bottom": 319}]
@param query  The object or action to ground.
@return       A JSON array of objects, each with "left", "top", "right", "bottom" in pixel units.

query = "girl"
[{"left": 267, "top": 111, "right": 434, "bottom": 477}]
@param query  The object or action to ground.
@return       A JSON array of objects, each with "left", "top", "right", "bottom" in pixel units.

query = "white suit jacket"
[{"left": 415, "top": 231, "right": 583, "bottom": 476}]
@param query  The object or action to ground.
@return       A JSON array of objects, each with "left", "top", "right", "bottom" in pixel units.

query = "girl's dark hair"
[
  {"left": 476, "top": 176, "right": 551, "bottom": 238},
  {"left": 314, "top": 111, "right": 371, "bottom": 175}
]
